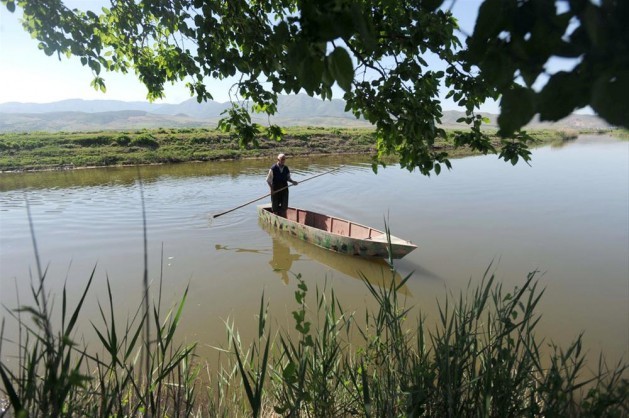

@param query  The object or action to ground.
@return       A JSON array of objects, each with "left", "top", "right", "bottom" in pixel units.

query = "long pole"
[{"left": 212, "top": 166, "right": 342, "bottom": 218}]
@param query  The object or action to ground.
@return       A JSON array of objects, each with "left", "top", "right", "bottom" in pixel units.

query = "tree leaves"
[
  {"left": 90, "top": 76, "right": 106, "bottom": 93},
  {"left": 5, "top": 0, "right": 628, "bottom": 175},
  {"left": 469, "top": 0, "right": 629, "bottom": 136}
]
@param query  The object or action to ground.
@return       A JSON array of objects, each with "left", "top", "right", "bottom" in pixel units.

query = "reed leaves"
[{"left": 225, "top": 267, "right": 627, "bottom": 417}]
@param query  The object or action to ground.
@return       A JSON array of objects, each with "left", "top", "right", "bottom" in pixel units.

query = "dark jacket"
[{"left": 271, "top": 163, "right": 290, "bottom": 189}]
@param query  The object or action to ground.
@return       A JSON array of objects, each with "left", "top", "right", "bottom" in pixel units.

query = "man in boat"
[{"left": 266, "top": 153, "right": 298, "bottom": 217}]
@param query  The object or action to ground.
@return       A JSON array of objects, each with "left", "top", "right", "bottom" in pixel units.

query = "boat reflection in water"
[{"left": 259, "top": 220, "right": 410, "bottom": 295}]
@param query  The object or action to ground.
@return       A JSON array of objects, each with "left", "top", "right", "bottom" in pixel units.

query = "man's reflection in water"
[{"left": 269, "top": 238, "right": 301, "bottom": 284}]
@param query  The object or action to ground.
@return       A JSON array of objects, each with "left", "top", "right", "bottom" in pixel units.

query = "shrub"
[
  {"left": 73, "top": 135, "right": 113, "bottom": 147},
  {"left": 558, "top": 129, "right": 579, "bottom": 141},
  {"left": 114, "top": 134, "right": 131, "bottom": 146},
  {"left": 130, "top": 134, "right": 159, "bottom": 149}
]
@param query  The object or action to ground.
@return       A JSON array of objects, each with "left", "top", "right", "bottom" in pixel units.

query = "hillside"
[{"left": 0, "top": 94, "right": 610, "bottom": 133}]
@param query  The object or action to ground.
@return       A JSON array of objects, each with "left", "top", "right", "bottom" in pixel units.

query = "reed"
[
  {"left": 2, "top": 267, "right": 627, "bottom": 417},
  {"left": 0, "top": 275, "right": 202, "bottom": 417},
  {"left": 230, "top": 266, "right": 627, "bottom": 417},
  {"left": 0, "top": 188, "right": 202, "bottom": 417}
]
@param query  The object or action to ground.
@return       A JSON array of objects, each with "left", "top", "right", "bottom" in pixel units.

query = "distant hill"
[
  {"left": 437, "top": 110, "right": 610, "bottom": 130},
  {"left": 0, "top": 110, "right": 210, "bottom": 132},
  {"left": 0, "top": 94, "right": 610, "bottom": 133}
]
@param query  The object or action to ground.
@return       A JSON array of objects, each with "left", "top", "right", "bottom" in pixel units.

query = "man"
[{"left": 266, "top": 153, "right": 298, "bottom": 217}]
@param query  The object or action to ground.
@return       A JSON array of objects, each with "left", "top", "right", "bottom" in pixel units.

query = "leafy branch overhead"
[
  {"left": 466, "top": 0, "right": 629, "bottom": 136},
  {"left": 3, "top": 0, "right": 627, "bottom": 174}
]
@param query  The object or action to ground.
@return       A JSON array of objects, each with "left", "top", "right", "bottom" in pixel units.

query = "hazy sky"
[{"left": 0, "top": 1, "right": 510, "bottom": 113}]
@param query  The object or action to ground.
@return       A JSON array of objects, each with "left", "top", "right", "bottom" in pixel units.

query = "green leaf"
[
  {"left": 266, "top": 125, "right": 284, "bottom": 141},
  {"left": 473, "top": 0, "right": 503, "bottom": 40},
  {"left": 498, "top": 86, "right": 536, "bottom": 136},
  {"left": 282, "top": 362, "right": 297, "bottom": 383},
  {"left": 6, "top": 1, "right": 15, "bottom": 12},
  {"left": 421, "top": 0, "right": 443, "bottom": 12},
  {"left": 298, "top": 55, "right": 323, "bottom": 94},
  {"left": 327, "top": 47, "right": 354, "bottom": 92},
  {"left": 89, "top": 59, "right": 101, "bottom": 75},
  {"left": 591, "top": 71, "right": 629, "bottom": 129},
  {"left": 0, "top": 364, "right": 23, "bottom": 413},
  {"left": 480, "top": 50, "right": 516, "bottom": 89},
  {"left": 538, "top": 71, "right": 584, "bottom": 122},
  {"left": 232, "top": 337, "right": 257, "bottom": 414},
  {"left": 286, "top": 40, "right": 307, "bottom": 76},
  {"left": 351, "top": 4, "right": 377, "bottom": 51}
]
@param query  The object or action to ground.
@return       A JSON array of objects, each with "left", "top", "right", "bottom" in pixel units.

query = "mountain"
[
  {"left": 436, "top": 110, "right": 612, "bottom": 130},
  {"left": 0, "top": 94, "right": 610, "bottom": 133},
  {"left": 0, "top": 99, "right": 158, "bottom": 114},
  {"left": 0, "top": 110, "right": 210, "bottom": 132},
  {"left": 0, "top": 95, "right": 369, "bottom": 132}
]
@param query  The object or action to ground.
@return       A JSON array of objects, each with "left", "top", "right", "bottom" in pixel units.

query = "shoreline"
[
  {"left": 0, "top": 151, "right": 374, "bottom": 174},
  {"left": 1, "top": 126, "right": 620, "bottom": 174}
]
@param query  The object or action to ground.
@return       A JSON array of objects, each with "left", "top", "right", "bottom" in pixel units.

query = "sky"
[
  {"left": 0, "top": 1, "right": 561, "bottom": 115},
  {"left": 0, "top": 0, "right": 238, "bottom": 104}
]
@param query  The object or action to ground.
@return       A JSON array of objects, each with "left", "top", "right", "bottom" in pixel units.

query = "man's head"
[{"left": 277, "top": 153, "right": 286, "bottom": 165}]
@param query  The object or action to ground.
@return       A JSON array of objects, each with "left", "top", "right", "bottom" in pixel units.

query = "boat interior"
[{"left": 281, "top": 207, "right": 382, "bottom": 240}]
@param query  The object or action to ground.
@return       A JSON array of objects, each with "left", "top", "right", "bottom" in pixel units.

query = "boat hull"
[
  {"left": 258, "top": 219, "right": 412, "bottom": 294},
  {"left": 257, "top": 205, "right": 417, "bottom": 259}
]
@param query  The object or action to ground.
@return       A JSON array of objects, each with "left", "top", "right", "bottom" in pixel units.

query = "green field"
[{"left": 0, "top": 126, "right": 621, "bottom": 172}]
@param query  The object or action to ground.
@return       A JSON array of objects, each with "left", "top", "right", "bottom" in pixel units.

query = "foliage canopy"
[{"left": 3, "top": 0, "right": 628, "bottom": 173}]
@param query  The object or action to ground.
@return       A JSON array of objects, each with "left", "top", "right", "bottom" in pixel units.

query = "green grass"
[
  {"left": 609, "top": 128, "right": 629, "bottom": 140},
  {"left": 0, "top": 127, "right": 585, "bottom": 172},
  {"left": 0, "top": 127, "right": 378, "bottom": 171}
]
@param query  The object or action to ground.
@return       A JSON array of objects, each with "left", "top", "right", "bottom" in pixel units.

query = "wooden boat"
[
  {"left": 258, "top": 219, "right": 411, "bottom": 295},
  {"left": 257, "top": 204, "right": 417, "bottom": 259}
]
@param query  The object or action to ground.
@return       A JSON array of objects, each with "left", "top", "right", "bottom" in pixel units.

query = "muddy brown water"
[{"left": 1, "top": 135, "right": 627, "bottom": 368}]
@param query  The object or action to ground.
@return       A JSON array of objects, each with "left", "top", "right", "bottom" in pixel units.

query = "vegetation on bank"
[
  {"left": 0, "top": 126, "right": 618, "bottom": 172},
  {"left": 1, "top": 260, "right": 627, "bottom": 416},
  {"left": 610, "top": 129, "right": 629, "bottom": 140}
]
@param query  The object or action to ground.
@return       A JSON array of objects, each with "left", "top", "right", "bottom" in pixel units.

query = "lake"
[{"left": 1, "top": 135, "right": 627, "bottom": 367}]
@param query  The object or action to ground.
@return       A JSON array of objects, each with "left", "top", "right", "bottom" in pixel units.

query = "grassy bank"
[
  {"left": 0, "top": 126, "right": 606, "bottom": 172},
  {"left": 610, "top": 128, "right": 629, "bottom": 140}
]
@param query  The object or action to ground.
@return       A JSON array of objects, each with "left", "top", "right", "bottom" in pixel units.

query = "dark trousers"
[{"left": 271, "top": 187, "right": 289, "bottom": 217}]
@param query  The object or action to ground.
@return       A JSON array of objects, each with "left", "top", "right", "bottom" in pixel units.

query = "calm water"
[{"left": 1, "top": 135, "right": 628, "bottom": 366}]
